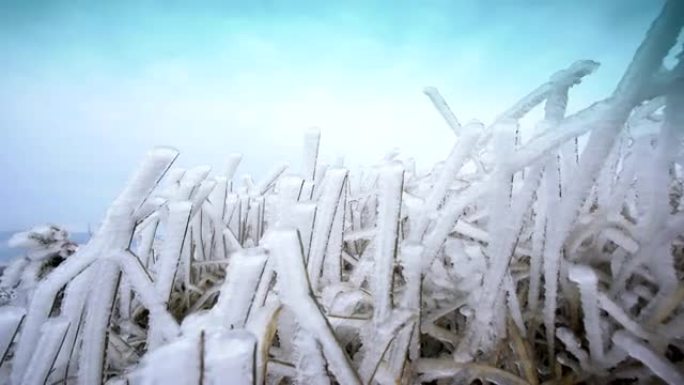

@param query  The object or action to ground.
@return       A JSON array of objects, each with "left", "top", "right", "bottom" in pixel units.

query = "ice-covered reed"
[{"left": 0, "top": 1, "right": 683, "bottom": 384}]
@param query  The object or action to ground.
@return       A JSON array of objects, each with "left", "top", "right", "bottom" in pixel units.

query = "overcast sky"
[{"left": 0, "top": 0, "right": 667, "bottom": 231}]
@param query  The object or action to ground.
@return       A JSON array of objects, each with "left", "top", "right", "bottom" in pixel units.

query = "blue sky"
[{"left": 0, "top": 0, "right": 666, "bottom": 231}]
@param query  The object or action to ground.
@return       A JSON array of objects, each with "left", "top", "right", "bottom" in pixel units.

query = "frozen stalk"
[
  {"left": 214, "top": 249, "right": 267, "bottom": 329},
  {"left": 78, "top": 259, "right": 121, "bottom": 385},
  {"left": 225, "top": 153, "right": 243, "bottom": 182},
  {"left": 293, "top": 328, "right": 331, "bottom": 385},
  {"left": 20, "top": 317, "right": 70, "bottom": 385},
  {"left": 556, "top": 327, "right": 590, "bottom": 372},
  {"left": 12, "top": 147, "right": 178, "bottom": 384},
  {"left": 303, "top": 127, "right": 321, "bottom": 181},
  {"left": 265, "top": 230, "right": 362, "bottom": 385},
  {"left": 568, "top": 264, "right": 605, "bottom": 368},
  {"left": 0, "top": 306, "right": 25, "bottom": 365},
  {"left": 50, "top": 269, "right": 93, "bottom": 383},
  {"left": 613, "top": 331, "right": 684, "bottom": 385},
  {"left": 307, "top": 169, "right": 348, "bottom": 288},
  {"left": 155, "top": 201, "right": 192, "bottom": 303},
  {"left": 411, "top": 121, "right": 481, "bottom": 242},
  {"left": 372, "top": 164, "right": 404, "bottom": 325},
  {"left": 423, "top": 87, "right": 461, "bottom": 134}
]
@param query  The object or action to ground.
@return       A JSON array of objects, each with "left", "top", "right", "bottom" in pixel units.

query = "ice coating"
[
  {"left": 155, "top": 201, "right": 192, "bottom": 302},
  {"left": 372, "top": 164, "right": 404, "bottom": 325},
  {"left": 306, "top": 168, "right": 348, "bottom": 287},
  {"left": 568, "top": 264, "right": 604, "bottom": 367},
  {"left": 214, "top": 250, "right": 267, "bottom": 329},
  {"left": 0, "top": 306, "right": 25, "bottom": 366},
  {"left": 423, "top": 86, "right": 461, "bottom": 134},
  {"left": 613, "top": 331, "right": 684, "bottom": 385},
  {"left": 302, "top": 127, "right": 321, "bottom": 181},
  {"left": 0, "top": 4, "right": 682, "bottom": 383}
]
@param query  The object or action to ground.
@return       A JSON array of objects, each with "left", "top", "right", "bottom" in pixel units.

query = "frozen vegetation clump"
[
  {"left": 1, "top": 2, "right": 684, "bottom": 384},
  {"left": 1, "top": 225, "right": 78, "bottom": 307}
]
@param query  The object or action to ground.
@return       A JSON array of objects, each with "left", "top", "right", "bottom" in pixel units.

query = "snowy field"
[{"left": 0, "top": 2, "right": 683, "bottom": 385}]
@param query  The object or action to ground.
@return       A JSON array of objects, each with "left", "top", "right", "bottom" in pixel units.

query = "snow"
[
  {"left": 139, "top": 334, "right": 201, "bottom": 385},
  {"left": 203, "top": 330, "right": 257, "bottom": 384}
]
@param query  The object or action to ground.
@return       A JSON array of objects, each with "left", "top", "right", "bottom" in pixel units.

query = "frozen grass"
[{"left": 1, "top": 1, "right": 684, "bottom": 384}]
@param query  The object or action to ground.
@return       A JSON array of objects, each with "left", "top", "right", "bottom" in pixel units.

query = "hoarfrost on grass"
[{"left": 0, "top": 2, "right": 683, "bottom": 384}]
